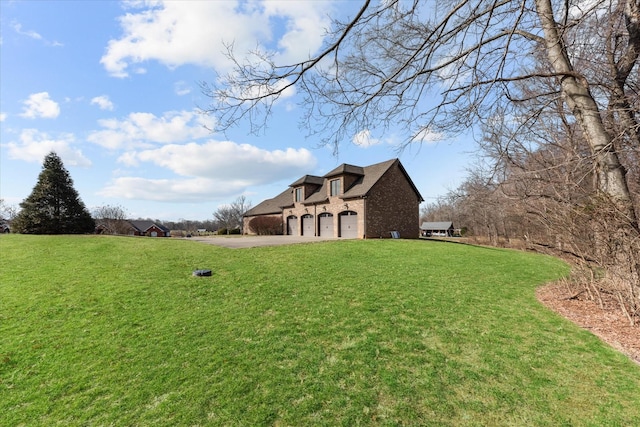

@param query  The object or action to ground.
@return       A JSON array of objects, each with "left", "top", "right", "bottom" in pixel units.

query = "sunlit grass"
[{"left": 1, "top": 235, "right": 639, "bottom": 426}]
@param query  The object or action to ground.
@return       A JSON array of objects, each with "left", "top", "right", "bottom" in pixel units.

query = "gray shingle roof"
[
  {"left": 128, "top": 220, "right": 170, "bottom": 232},
  {"left": 341, "top": 158, "right": 397, "bottom": 199},
  {"left": 420, "top": 221, "right": 453, "bottom": 230},
  {"left": 289, "top": 175, "right": 324, "bottom": 187},
  {"left": 245, "top": 158, "right": 424, "bottom": 216},
  {"left": 302, "top": 181, "right": 329, "bottom": 204},
  {"left": 244, "top": 188, "right": 294, "bottom": 216},
  {"left": 324, "top": 163, "right": 365, "bottom": 178}
]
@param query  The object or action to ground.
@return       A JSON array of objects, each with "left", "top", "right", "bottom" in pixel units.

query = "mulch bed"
[{"left": 537, "top": 282, "right": 640, "bottom": 365}]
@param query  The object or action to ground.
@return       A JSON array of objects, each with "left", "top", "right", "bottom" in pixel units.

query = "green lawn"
[{"left": 1, "top": 235, "right": 639, "bottom": 426}]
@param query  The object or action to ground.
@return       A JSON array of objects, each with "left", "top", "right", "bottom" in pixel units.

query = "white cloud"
[
  {"left": 12, "top": 22, "right": 43, "bottom": 40},
  {"left": 352, "top": 129, "right": 381, "bottom": 148},
  {"left": 0, "top": 112, "right": 6, "bottom": 122},
  {"left": 99, "top": 177, "right": 245, "bottom": 202},
  {"left": 20, "top": 92, "right": 60, "bottom": 119},
  {"left": 411, "top": 127, "right": 444, "bottom": 144},
  {"left": 6, "top": 129, "right": 91, "bottom": 167},
  {"left": 135, "top": 140, "right": 315, "bottom": 181},
  {"left": 174, "top": 81, "right": 191, "bottom": 96},
  {"left": 103, "top": 140, "right": 316, "bottom": 202},
  {"left": 100, "top": 0, "right": 334, "bottom": 78},
  {"left": 12, "top": 21, "right": 63, "bottom": 47},
  {"left": 90, "top": 95, "right": 115, "bottom": 111},
  {"left": 87, "top": 110, "right": 212, "bottom": 150}
]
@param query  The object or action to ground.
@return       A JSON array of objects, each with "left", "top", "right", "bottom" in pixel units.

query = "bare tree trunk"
[{"left": 535, "top": 0, "right": 637, "bottom": 227}]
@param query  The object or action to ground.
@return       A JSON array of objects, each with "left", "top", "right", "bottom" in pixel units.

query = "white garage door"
[
  {"left": 339, "top": 211, "right": 358, "bottom": 238},
  {"left": 287, "top": 216, "right": 298, "bottom": 236},
  {"left": 319, "top": 213, "right": 334, "bottom": 237},
  {"left": 302, "top": 214, "right": 315, "bottom": 237}
]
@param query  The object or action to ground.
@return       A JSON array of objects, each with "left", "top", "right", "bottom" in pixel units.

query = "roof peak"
[
  {"left": 289, "top": 174, "right": 324, "bottom": 187},
  {"left": 324, "top": 163, "right": 365, "bottom": 178}
]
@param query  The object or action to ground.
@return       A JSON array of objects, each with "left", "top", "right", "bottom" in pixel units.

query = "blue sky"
[{"left": 0, "top": 0, "right": 476, "bottom": 222}]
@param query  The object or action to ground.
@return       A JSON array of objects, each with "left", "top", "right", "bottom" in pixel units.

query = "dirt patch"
[{"left": 537, "top": 282, "right": 640, "bottom": 364}]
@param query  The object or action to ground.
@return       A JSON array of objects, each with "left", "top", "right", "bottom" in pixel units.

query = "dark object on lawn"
[{"left": 192, "top": 269, "right": 212, "bottom": 277}]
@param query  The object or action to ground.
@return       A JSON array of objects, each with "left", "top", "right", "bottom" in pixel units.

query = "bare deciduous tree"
[
  {"left": 0, "top": 198, "right": 18, "bottom": 222},
  {"left": 203, "top": 0, "right": 640, "bottom": 320},
  {"left": 204, "top": 0, "right": 638, "bottom": 222},
  {"left": 213, "top": 196, "right": 252, "bottom": 234},
  {"left": 93, "top": 204, "right": 130, "bottom": 235}
]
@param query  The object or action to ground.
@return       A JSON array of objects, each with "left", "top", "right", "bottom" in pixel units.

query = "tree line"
[{"left": 3, "top": 152, "right": 253, "bottom": 236}]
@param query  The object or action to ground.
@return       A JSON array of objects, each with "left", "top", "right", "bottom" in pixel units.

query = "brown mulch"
[{"left": 537, "top": 281, "right": 640, "bottom": 365}]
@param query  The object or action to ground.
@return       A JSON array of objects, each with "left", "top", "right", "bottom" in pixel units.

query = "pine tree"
[{"left": 12, "top": 152, "right": 95, "bottom": 234}]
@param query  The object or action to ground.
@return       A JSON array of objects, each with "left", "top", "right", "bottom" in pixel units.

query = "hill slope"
[{"left": 1, "top": 235, "right": 639, "bottom": 426}]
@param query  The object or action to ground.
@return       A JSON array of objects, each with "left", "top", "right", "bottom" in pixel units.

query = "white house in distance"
[{"left": 420, "top": 221, "right": 455, "bottom": 237}]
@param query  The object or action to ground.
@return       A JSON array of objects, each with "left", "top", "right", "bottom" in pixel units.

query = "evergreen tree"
[{"left": 13, "top": 152, "right": 95, "bottom": 234}]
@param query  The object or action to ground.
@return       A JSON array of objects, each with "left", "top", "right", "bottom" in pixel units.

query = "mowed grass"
[{"left": 1, "top": 235, "right": 639, "bottom": 426}]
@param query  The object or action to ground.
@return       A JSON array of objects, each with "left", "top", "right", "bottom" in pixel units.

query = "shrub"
[
  {"left": 217, "top": 228, "right": 241, "bottom": 235},
  {"left": 249, "top": 216, "right": 284, "bottom": 235}
]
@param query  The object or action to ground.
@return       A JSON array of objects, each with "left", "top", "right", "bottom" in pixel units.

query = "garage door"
[
  {"left": 339, "top": 211, "right": 358, "bottom": 238},
  {"left": 302, "top": 214, "right": 315, "bottom": 237},
  {"left": 319, "top": 213, "right": 334, "bottom": 237},
  {"left": 287, "top": 216, "right": 298, "bottom": 236}
]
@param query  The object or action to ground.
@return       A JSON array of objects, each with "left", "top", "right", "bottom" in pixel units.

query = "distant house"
[
  {"left": 244, "top": 158, "right": 424, "bottom": 239},
  {"left": 127, "top": 220, "right": 171, "bottom": 237},
  {"left": 420, "top": 221, "right": 454, "bottom": 237}
]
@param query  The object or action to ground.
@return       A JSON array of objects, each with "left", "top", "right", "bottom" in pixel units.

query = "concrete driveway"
[{"left": 187, "top": 235, "right": 339, "bottom": 249}]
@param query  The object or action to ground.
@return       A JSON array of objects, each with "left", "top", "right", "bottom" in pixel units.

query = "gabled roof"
[
  {"left": 302, "top": 159, "right": 401, "bottom": 204},
  {"left": 302, "top": 180, "right": 329, "bottom": 205},
  {"left": 420, "top": 221, "right": 454, "bottom": 230},
  {"left": 341, "top": 158, "right": 424, "bottom": 201},
  {"left": 128, "top": 220, "right": 170, "bottom": 232},
  {"left": 244, "top": 158, "right": 424, "bottom": 216},
  {"left": 244, "top": 188, "right": 294, "bottom": 216}
]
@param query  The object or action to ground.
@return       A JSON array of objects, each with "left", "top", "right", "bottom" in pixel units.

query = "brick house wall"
[
  {"left": 284, "top": 188, "right": 366, "bottom": 238},
  {"left": 364, "top": 163, "right": 421, "bottom": 238},
  {"left": 147, "top": 225, "right": 169, "bottom": 237}
]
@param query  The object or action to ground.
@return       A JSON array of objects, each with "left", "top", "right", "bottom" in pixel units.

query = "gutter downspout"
[{"left": 362, "top": 195, "right": 367, "bottom": 239}]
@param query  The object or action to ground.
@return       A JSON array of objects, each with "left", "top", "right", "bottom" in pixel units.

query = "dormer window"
[
  {"left": 295, "top": 187, "right": 303, "bottom": 202},
  {"left": 330, "top": 179, "right": 341, "bottom": 196}
]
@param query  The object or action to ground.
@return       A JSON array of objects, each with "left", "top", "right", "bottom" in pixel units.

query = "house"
[
  {"left": 243, "top": 158, "right": 424, "bottom": 239},
  {"left": 127, "top": 220, "right": 171, "bottom": 237},
  {"left": 420, "top": 221, "right": 455, "bottom": 237}
]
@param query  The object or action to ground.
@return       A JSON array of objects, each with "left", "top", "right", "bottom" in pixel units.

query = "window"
[
  {"left": 295, "top": 187, "right": 303, "bottom": 202},
  {"left": 330, "top": 179, "right": 341, "bottom": 196}
]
